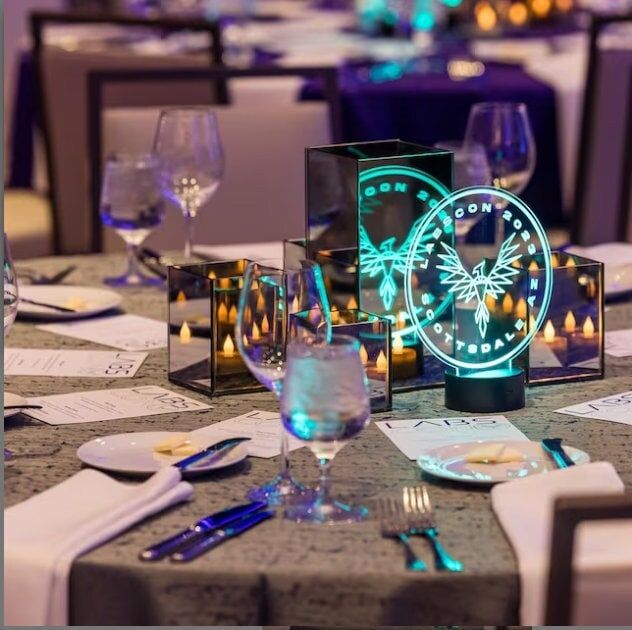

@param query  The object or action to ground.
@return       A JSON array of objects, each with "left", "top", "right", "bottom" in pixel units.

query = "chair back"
[
  {"left": 88, "top": 66, "right": 341, "bottom": 253},
  {"left": 573, "top": 15, "right": 632, "bottom": 245},
  {"left": 31, "top": 10, "right": 223, "bottom": 253}
]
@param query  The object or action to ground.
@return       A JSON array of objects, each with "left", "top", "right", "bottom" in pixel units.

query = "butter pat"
[
  {"left": 153, "top": 433, "right": 201, "bottom": 456},
  {"left": 465, "top": 443, "right": 524, "bottom": 464}
]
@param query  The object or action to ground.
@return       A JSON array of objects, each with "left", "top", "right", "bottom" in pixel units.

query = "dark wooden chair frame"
[
  {"left": 572, "top": 14, "right": 632, "bottom": 245},
  {"left": 86, "top": 64, "right": 342, "bottom": 252},
  {"left": 30, "top": 10, "right": 224, "bottom": 253},
  {"left": 545, "top": 491, "right": 632, "bottom": 624}
]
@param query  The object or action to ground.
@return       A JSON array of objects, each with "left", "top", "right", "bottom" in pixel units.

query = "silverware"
[
  {"left": 19, "top": 297, "right": 78, "bottom": 313},
  {"left": 171, "top": 508, "right": 274, "bottom": 562},
  {"left": 173, "top": 436, "right": 251, "bottom": 471},
  {"left": 17, "top": 265, "right": 77, "bottom": 285},
  {"left": 140, "top": 500, "right": 267, "bottom": 561},
  {"left": 404, "top": 486, "right": 463, "bottom": 572},
  {"left": 4, "top": 404, "right": 43, "bottom": 411},
  {"left": 542, "top": 437, "right": 575, "bottom": 469},
  {"left": 376, "top": 496, "right": 427, "bottom": 572}
]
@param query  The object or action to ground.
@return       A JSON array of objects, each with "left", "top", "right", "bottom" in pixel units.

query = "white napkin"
[
  {"left": 491, "top": 461, "right": 629, "bottom": 624},
  {"left": 4, "top": 467, "right": 193, "bottom": 626}
]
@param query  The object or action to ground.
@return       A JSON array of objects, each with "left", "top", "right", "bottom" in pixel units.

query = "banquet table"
[{"left": 5, "top": 252, "right": 632, "bottom": 626}]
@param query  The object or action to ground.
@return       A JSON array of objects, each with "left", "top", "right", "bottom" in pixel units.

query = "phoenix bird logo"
[
  {"left": 436, "top": 233, "right": 522, "bottom": 338},
  {"left": 359, "top": 217, "right": 433, "bottom": 311}
]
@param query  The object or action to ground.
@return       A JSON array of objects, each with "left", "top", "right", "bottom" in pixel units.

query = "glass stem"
[
  {"left": 317, "top": 457, "right": 332, "bottom": 505},
  {"left": 279, "top": 428, "right": 291, "bottom": 480},
  {"left": 125, "top": 242, "right": 141, "bottom": 279},
  {"left": 184, "top": 213, "right": 194, "bottom": 260}
]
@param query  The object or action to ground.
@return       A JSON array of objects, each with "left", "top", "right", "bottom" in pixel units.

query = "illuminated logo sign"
[{"left": 404, "top": 186, "right": 553, "bottom": 371}]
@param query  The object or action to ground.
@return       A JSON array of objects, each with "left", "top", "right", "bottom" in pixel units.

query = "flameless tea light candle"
[
  {"left": 176, "top": 290, "right": 187, "bottom": 305},
  {"left": 179, "top": 321, "right": 192, "bottom": 344},
  {"left": 485, "top": 293, "right": 497, "bottom": 312},
  {"left": 218, "top": 333, "right": 245, "bottom": 374},
  {"left": 376, "top": 350, "right": 388, "bottom": 374},
  {"left": 583, "top": 316, "right": 595, "bottom": 339},
  {"left": 502, "top": 293, "right": 514, "bottom": 315},
  {"left": 359, "top": 344, "right": 369, "bottom": 366},
  {"left": 347, "top": 296, "right": 358, "bottom": 310},
  {"left": 515, "top": 297, "right": 527, "bottom": 319},
  {"left": 228, "top": 305, "right": 237, "bottom": 325},
  {"left": 564, "top": 310, "right": 577, "bottom": 334},
  {"left": 217, "top": 302, "right": 228, "bottom": 324},
  {"left": 291, "top": 296, "right": 299, "bottom": 313},
  {"left": 261, "top": 314, "right": 270, "bottom": 334},
  {"left": 543, "top": 319, "right": 568, "bottom": 360},
  {"left": 252, "top": 321, "right": 261, "bottom": 341},
  {"left": 396, "top": 311, "right": 407, "bottom": 330},
  {"left": 391, "top": 334, "right": 417, "bottom": 380}
]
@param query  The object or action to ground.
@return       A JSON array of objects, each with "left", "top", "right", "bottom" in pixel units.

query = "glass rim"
[
  {"left": 158, "top": 106, "right": 219, "bottom": 118},
  {"left": 287, "top": 334, "right": 360, "bottom": 360},
  {"left": 105, "top": 151, "right": 159, "bottom": 167},
  {"left": 470, "top": 101, "right": 527, "bottom": 113}
]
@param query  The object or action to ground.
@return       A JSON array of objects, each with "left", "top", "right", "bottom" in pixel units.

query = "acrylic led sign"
[{"left": 404, "top": 186, "right": 553, "bottom": 411}]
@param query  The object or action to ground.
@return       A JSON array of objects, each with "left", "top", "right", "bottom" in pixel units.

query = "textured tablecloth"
[{"left": 5, "top": 254, "right": 632, "bottom": 626}]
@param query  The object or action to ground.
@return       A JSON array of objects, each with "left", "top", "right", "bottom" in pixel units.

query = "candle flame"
[
  {"left": 566, "top": 256, "right": 576, "bottom": 269},
  {"left": 291, "top": 296, "right": 299, "bottom": 313},
  {"left": 583, "top": 316, "right": 595, "bottom": 339},
  {"left": 207, "top": 271, "right": 217, "bottom": 280},
  {"left": 393, "top": 335, "right": 404, "bottom": 356},
  {"left": 223, "top": 334, "right": 235, "bottom": 357},
  {"left": 176, "top": 290, "right": 187, "bottom": 303},
  {"left": 508, "top": 2, "right": 528, "bottom": 25},
  {"left": 347, "top": 296, "right": 358, "bottom": 310},
  {"left": 475, "top": 1, "right": 497, "bottom": 30},
  {"left": 502, "top": 293, "right": 514, "bottom": 314},
  {"left": 256, "top": 292, "right": 265, "bottom": 311},
  {"left": 528, "top": 260, "right": 539, "bottom": 271},
  {"left": 217, "top": 302, "right": 228, "bottom": 323},
  {"left": 376, "top": 350, "right": 387, "bottom": 373},
  {"left": 359, "top": 344, "right": 369, "bottom": 366},
  {"left": 252, "top": 321, "right": 261, "bottom": 341},
  {"left": 396, "top": 311, "right": 406, "bottom": 330},
  {"left": 219, "top": 278, "right": 231, "bottom": 289},
  {"left": 179, "top": 321, "right": 192, "bottom": 344},
  {"left": 543, "top": 319, "right": 556, "bottom": 343},
  {"left": 228, "top": 305, "right": 237, "bottom": 324},
  {"left": 485, "top": 293, "right": 496, "bottom": 310},
  {"left": 242, "top": 334, "right": 249, "bottom": 347},
  {"left": 261, "top": 314, "right": 270, "bottom": 333},
  {"left": 564, "top": 310, "right": 576, "bottom": 333},
  {"left": 516, "top": 297, "right": 527, "bottom": 319},
  {"left": 331, "top": 309, "right": 340, "bottom": 325},
  {"left": 550, "top": 253, "right": 560, "bottom": 268}
]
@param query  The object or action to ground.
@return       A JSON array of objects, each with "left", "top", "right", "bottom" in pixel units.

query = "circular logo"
[
  {"left": 404, "top": 186, "right": 553, "bottom": 371},
  {"left": 358, "top": 165, "right": 451, "bottom": 336}
]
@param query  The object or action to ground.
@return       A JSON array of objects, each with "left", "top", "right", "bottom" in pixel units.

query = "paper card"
[
  {"left": 26, "top": 385, "right": 211, "bottom": 425},
  {"left": 4, "top": 348, "right": 147, "bottom": 378},
  {"left": 605, "top": 329, "right": 632, "bottom": 357},
  {"left": 37, "top": 314, "right": 167, "bottom": 352},
  {"left": 192, "top": 409, "right": 304, "bottom": 458},
  {"left": 375, "top": 415, "right": 528, "bottom": 460},
  {"left": 555, "top": 390, "right": 632, "bottom": 426}
]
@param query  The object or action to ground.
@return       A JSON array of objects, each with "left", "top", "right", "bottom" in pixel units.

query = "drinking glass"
[
  {"left": 153, "top": 107, "right": 224, "bottom": 259},
  {"left": 434, "top": 140, "right": 492, "bottom": 242},
  {"left": 100, "top": 153, "right": 165, "bottom": 287},
  {"left": 4, "top": 234, "right": 19, "bottom": 337},
  {"left": 235, "top": 260, "right": 331, "bottom": 506},
  {"left": 281, "top": 335, "right": 371, "bottom": 524}
]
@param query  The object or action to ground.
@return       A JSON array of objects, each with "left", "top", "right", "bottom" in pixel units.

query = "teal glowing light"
[
  {"left": 413, "top": 10, "right": 435, "bottom": 30},
  {"left": 404, "top": 186, "right": 553, "bottom": 372}
]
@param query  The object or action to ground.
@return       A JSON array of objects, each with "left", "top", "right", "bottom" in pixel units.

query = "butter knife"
[
  {"left": 542, "top": 437, "right": 575, "bottom": 469},
  {"left": 174, "top": 436, "right": 250, "bottom": 472},
  {"left": 139, "top": 500, "right": 267, "bottom": 561},
  {"left": 171, "top": 509, "right": 274, "bottom": 562}
]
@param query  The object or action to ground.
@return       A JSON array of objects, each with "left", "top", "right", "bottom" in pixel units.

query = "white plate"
[
  {"left": 417, "top": 440, "right": 590, "bottom": 486},
  {"left": 566, "top": 243, "right": 632, "bottom": 297},
  {"left": 76, "top": 431, "right": 248, "bottom": 477},
  {"left": 4, "top": 392, "right": 29, "bottom": 419},
  {"left": 18, "top": 285, "right": 122, "bottom": 320}
]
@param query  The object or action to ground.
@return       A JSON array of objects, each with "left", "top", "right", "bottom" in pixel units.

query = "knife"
[
  {"left": 139, "top": 500, "right": 267, "bottom": 561},
  {"left": 171, "top": 508, "right": 274, "bottom": 563},
  {"left": 173, "top": 436, "right": 251, "bottom": 472},
  {"left": 541, "top": 437, "right": 575, "bottom": 469},
  {"left": 19, "top": 298, "right": 78, "bottom": 313}
]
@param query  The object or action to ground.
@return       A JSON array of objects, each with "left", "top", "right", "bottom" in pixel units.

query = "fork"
[
  {"left": 403, "top": 486, "right": 464, "bottom": 572},
  {"left": 376, "top": 496, "right": 427, "bottom": 572},
  {"left": 17, "top": 265, "right": 76, "bottom": 285}
]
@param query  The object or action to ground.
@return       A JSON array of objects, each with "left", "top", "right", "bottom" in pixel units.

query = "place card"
[
  {"left": 555, "top": 390, "right": 632, "bottom": 426},
  {"left": 4, "top": 348, "right": 147, "bottom": 378},
  {"left": 25, "top": 385, "right": 211, "bottom": 425},
  {"left": 37, "top": 314, "right": 167, "bottom": 352},
  {"left": 375, "top": 415, "right": 528, "bottom": 460},
  {"left": 191, "top": 410, "right": 304, "bottom": 458},
  {"left": 605, "top": 329, "right": 632, "bottom": 358}
]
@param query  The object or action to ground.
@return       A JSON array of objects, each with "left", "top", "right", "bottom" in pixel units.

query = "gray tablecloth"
[{"left": 5, "top": 254, "right": 632, "bottom": 625}]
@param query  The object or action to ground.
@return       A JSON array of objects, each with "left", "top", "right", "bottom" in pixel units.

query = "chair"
[
  {"left": 572, "top": 15, "right": 632, "bottom": 245},
  {"left": 86, "top": 65, "right": 341, "bottom": 253},
  {"left": 545, "top": 492, "right": 632, "bottom": 624},
  {"left": 30, "top": 10, "right": 224, "bottom": 254}
]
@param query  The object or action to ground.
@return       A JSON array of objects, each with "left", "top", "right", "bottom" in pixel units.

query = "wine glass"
[
  {"left": 281, "top": 335, "right": 371, "bottom": 524},
  {"left": 153, "top": 107, "right": 224, "bottom": 259},
  {"left": 434, "top": 140, "right": 492, "bottom": 243},
  {"left": 235, "top": 260, "right": 331, "bottom": 506},
  {"left": 464, "top": 102, "right": 536, "bottom": 243},
  {"left": 100, "top": 153, "right": 165, "bottom": 287},
  {"left": 4, "top": 234, "right": 19, "bottom": 337}
]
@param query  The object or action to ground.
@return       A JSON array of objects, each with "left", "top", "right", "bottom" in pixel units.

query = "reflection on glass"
[{"left": 4, "top": 234, "right": 18, "bottom": 337}]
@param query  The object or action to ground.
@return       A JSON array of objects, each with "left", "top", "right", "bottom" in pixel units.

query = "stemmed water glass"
[
  {"left": 153, "top": 107, "right": 224, "bottom": 260},
  {"left": 281, "top": 335, "right": 371, "bottom": 524},
  {"left": 235, "top": 260, "right": 331, "bottom": 506},
  {"left": 99, "top": 153, "right": 165, "bottom": 287},
  {"left": 4, "top": 234, "right": 19, "bottom": 337}
]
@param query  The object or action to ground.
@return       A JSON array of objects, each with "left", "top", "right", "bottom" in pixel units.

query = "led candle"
[
  {"left": 219, "top": 278, "right": 231, "bottom": 289},
  {"left": 223, "top": 334, "right": 235, "bottom": 357},
  {"left": 583, "top": 316, "right": 595, "bottom": 339},
  {"left": 376, "top": 350, "right": 387, "bottom": 374},
  {"left": 207, "top": 271, "right": 216, "bottom": 280},
  {"left": 544, "top": 320, "right": 556, "bottom": 343},
  {"left": 261, "top": 314, "right": 270, "bottom": 334},
  {"left": 256, "top": 292, "right": 265, "bottom": 311},
  {"left": 396, "top": 311, "right": 406, "bottom": 330},
  {"left": 176, "top": 290, "right": 187, "bottom": 304},
  {"left": 359, "top": 344, "right": 369, "bottom": 366},
  {"left": 502, "top": 293, "right": 514, "bottom": 314},
  {"left": 218, "top": 333, "right": 245, "bottom": 374},
  {"left": 291, "top": 296, "right": 299, "bottom": 314},
  {"left": 331, "top": 309, "right": 340, "bottom": 324},
  {"left": 515, "top": 297, "right": 527, "bottom": 319},
  {"left": 550, "top": 253, "right": 560, "bottom": 268},
  {"left": 228, "top": 305, "right": 237, "bottom": 325},
  {"left": 564, "top": 310, "right": 576, "bottom": 334},
  {"left": 179, "top": 321, "right": 192, "bottom": 344},
  {"left": 252, "top": 321, "right": 261, "bottom": 341},
  {"left": 543, "top": 319, "right": 568, "bottom": 361},
  {"left": 217, "top": 302, "right": 228, "bottom": 323},
  {"left": 392, "top": 334, "right": 417, "bottom": 380},
  {"left": 485, "top": 293, "right": 497, "bottom": 312},
  {"left": 529, "top": 260, "right": 539, "bottom": 271},
  {"left": 347, "top": 296, "right": 358, "bottom": 310}
]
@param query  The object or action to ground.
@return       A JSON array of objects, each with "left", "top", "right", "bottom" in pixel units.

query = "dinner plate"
[
  {"left": 4, "top": 392, "right": 29, "bottom": 419},
  {"left": 77, "top": 431, "right": 248, "bottom": 477},
  {"left": 18, "top": 285, "right": 122, "bottom": 321},
  {"left": 417, "top": 440, "right": 590, "bottom": 485}
]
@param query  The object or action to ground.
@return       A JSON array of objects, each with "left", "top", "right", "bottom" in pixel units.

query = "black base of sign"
[{"left": 444, "top": 368, "right": 526, "bottom": 413}]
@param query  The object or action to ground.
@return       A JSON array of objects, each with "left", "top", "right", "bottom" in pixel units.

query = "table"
[{"left": 5, "top": 253, "right": 632, "bottom": 625}]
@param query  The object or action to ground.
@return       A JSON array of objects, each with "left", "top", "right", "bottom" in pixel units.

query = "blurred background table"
[{"left": 5, "top": 252, "right": 632, "bottom": 625}]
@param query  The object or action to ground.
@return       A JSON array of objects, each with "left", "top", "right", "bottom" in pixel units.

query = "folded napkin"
[
  {"left": 4, "top": 467, "right": 192, "bottom": 626},
  {"left": 491, "top": 461, "right": 629, "bottom": 624}
]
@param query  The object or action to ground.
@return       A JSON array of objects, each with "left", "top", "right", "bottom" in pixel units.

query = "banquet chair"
[
  {"left": 86, "top": 65, "right": 341, "bottom": 253},
  {"left": 572, "top": 14, "right": 632, "bottom": 245},
  {"left": 30, "top": 10, "right": 224, "bottom": 254},
  {"left": 545, "top": 492, "right": 632, "bottom": 624}
]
